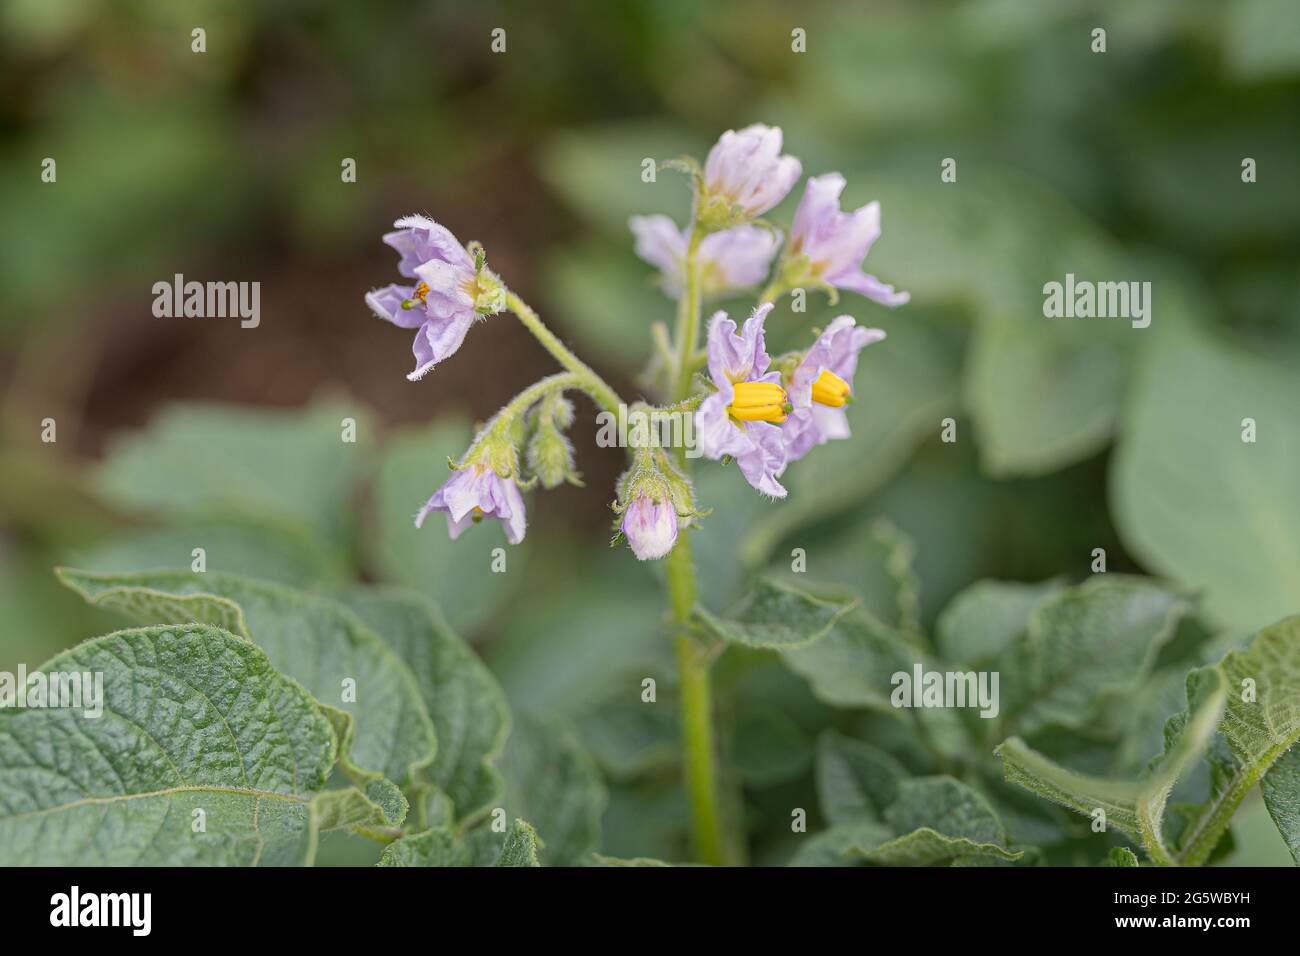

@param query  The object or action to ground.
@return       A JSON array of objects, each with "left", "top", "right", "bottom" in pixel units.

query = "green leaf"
[
  {"left": 589, "top": 854, "right": 673, "bottom": 867},
  {"left": 376, "top": 818, "right": 542, "bottom": 868},
  {"left": 1178, "top": 616, "right": 1300, "bottom": 865},
  {"left": 371, "top": 420, "right": 522, "bottom": 634},
  {"left": 857, "top": 777, "right": 1022, "bottom": 865},
  {"left": 71, "top": 517, "right": 346, "bottom": 588},
  {"left": 731, "top": 708, "right": 812, "bottom": 786},
  {"left": 1112, "top": 327, "right": 1300, "bottom": 632},
  {"left": 0, "top": 624, "right": 337, "bottom": 866},
  {"left": 95, "top": 401, "right": 370, "bottom": 546},
  {"left": 308, "top": 781, "right": 408, "bottom": 833},
  {"left": 995, "top": 577, "right": 1188, "bottom": 739},
  {"left": 1261, "top": 745, "right": 1300, "bottom": 864},
  {"left": 691, "top": 576, "right": 859, "bottom": 650},
  {"left": 1107, "top": 846, "right": 1140, "bottom": 867},
  {"left": 780, "top": 608, "right": 918, "bottom": 711},
  {"left": 789, "top": 518, "right": 922, "bottom": 637},
  {"left": 56, "top": 568, "right": 437, "bottom": 788},
  {"left": 789, "top": 822, "right": 895, "bottom": 867},
  {"left": 343, "top": 587, "right": 509, "bottom": 825},
  {"left": 815, "top": 730, "right": 908, "bottom": 825},
  {"left": 500, "top": 714, "right": 607, "bottom": 866},
  {"left": 494, "top": 818, "right": 542, "bottom": 867},
  {"left": 376, "top": 828, "right": 467, "bottom": 867},
  {"left": 936, "top": 578, "right": 1066, "bottom": 665},
  {"left": 996, "top": 665, "right": 1229, "bottom": 864}
]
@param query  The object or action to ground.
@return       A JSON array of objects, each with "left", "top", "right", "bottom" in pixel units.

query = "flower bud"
[
  {"left": 527, "top": 395, "right": 579, "bottom": 489},
  {"left": 621, "top": 495, "right": 679, "bottom": 561}
]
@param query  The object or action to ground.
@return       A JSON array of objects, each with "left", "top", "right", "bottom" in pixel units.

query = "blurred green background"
[{"left": 1, "top": 0, "right": 1298, "bottom": 864}]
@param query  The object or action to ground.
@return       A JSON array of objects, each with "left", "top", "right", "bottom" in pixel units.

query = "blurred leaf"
[
  {"left": 1113, "top": 326, "right": 1300, "bottom": 632},
  {"left": 936, "top": 577, "right": 1066, "bottom": 666},
  {"left": 780, "top": 608, "right": 918, "bottom": 712},
  {"left": 788, "top": 821, "right": 893, "bottom": 867},
  {"left": 692, "top": 576, "right": 858, "bottom": 650},
  {"left": 857, "top": 776, "right": 1022, "bottom": 865},
  {"left": 815, "top": 730, "right": 908, "bottom": 825},
  {"left": 71, "top": 517, "right": 346, "bottom": 587},
  {"left": 500, "top": 713, "right": 607, "bottom": 866},
  {"left": 96, "top": 401, "right": 370, "bottom": 547},
  {"left": 792, "top": 518, "right": 922, "bottom": 637},
  {"left": 731, "top": 707, "right": 811, "bottom": 787},
  {"left": 343, "top": 587, "right": 509, "bottom": 826},
  {"left": 994, "top": 577, "right": 1189, "bottom": 740},
  {"left": 538, "top": 122, "right": 694, "bottom": 235}
]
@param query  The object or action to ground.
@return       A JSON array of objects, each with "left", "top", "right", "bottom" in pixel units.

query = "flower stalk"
[{"left": 504, "top": 290, "right": 621, "bottom": 417}]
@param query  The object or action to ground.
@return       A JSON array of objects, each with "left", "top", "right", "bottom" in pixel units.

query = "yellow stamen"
[
  {"left": 729, "top": 381, "right": 790, "bottom": 423},
  {"left": 401, "top": 281, "right": 431, "bottom": 310},
  {"left": 810, "top": 369, "right": 851, "bottom": 408}
]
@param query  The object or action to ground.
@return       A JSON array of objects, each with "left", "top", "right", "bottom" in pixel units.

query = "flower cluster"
[{"left": 364, "top": 123, "right": 906, "bottom": 560}]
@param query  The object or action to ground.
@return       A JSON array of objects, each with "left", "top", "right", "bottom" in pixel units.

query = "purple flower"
[
  {"left": 621, "top": 495, "right": 679, "bottom": 560},
  {"left": 629, "top": 215, "right": 781, "bottom": 299},
  {"left": 701, "top": 124, "right": 802, "bottom": 225},
  {"left": 415, "top": 463, "right": 527, "bottom": 544},
  {"left": 695, "top": 303, "right": 789, "bottom": 498},
  {"left": 782, "top": 315, "right": 886, "bottom": 462},
  {"left": 365, "top": 215, "right": 485, "bottom": 381},
  {"left": 787, "top": 173, "right": 909, "bottom": 307},
  {"left": 629, "top": 215, "right": 780, "bottom": 299}
]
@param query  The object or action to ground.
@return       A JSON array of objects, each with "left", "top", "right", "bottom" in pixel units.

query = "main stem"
[{"left": 667, "top": 221, "right": 727, "bottom": 866}]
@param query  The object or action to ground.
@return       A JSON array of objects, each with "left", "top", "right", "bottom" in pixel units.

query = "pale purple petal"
[
  {"left": 812, "top": 404, "right": 851, "bottom": 440},
  {"left": 789, "top": 316, "right": 885, "bottom": 408},
  {"left": 622, "top": 497, "right": 679, "bottom": 560},
  {"left": 415, "top": 465, "right": 527, "bottom": 544},
  {"left": 788, "top": 175, "right": 907, "bottom": 306},
  {"left": 385, "top": 215, "right": 474, "bottom": 277},
  {"left": 700, "top": 226, "right": 781, "bottom": 293},
  {"left": 629, "top": 214, "right": 686, "bottom": 293},
  {"left": 732, "top": 421, "right": 788, "bottom": 498},
  {"left": 703, "top": 124, "right": 800, "bottom": 217},
  {"left": 705, "top": 303, "right": 773, "bottom": 386},
  {"left": 696, "top": 391, "right": 738, "bottom": 460},
  {"left": 366, "top": 284, "right": 427, "bottom": 329},
  {"left": 781, "top": 409, "right": 823, "bottom": 462},
  {"left": 828, "top": 270, "right": 911, "bottom": 307}
]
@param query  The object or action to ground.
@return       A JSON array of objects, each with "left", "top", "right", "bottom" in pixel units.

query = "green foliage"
[
  {"left": 0, "top": 625, "right": 339, "bottom": 865},
  {"left": 1113, "top": 327, "right": 1300, "bottom": 632}
]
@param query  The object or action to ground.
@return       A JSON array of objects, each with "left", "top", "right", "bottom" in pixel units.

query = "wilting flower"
[
  {"left": 365, "top": 215, "right": 504, "bottom": 381},
  {"left": 783, "top": 173, "right": 909, "bottom": 306},
  {"left": 621, "top": 495, "right": 680, "bottom": 560},
  {"left": 781, "top": 315, "right": 885, "bottom": 462},
  {"left": 416, "top": 462, "right": 527, "bottom": 544},
  {"left": 695, "top": 303, "right": 790, "bottom": 497},
  {"left": 629, "top": 215, "right": 781, "bottom": 299},
  {"left": 698, "top": 124, "right": 802, "bottom": 230}
]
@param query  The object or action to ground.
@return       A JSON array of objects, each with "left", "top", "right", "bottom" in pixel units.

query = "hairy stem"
[
  {"left": 667, "top": 536, "right": 727, "bottom": 866},
  {"left": 671, "top": 225, "right": 706, "bottom": 403},
  {"left": 504, "top": 290, "right": 622, "bottom": 416},
  {"left": 663, "top": 219, "right": 731, "bottom": 865}
]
